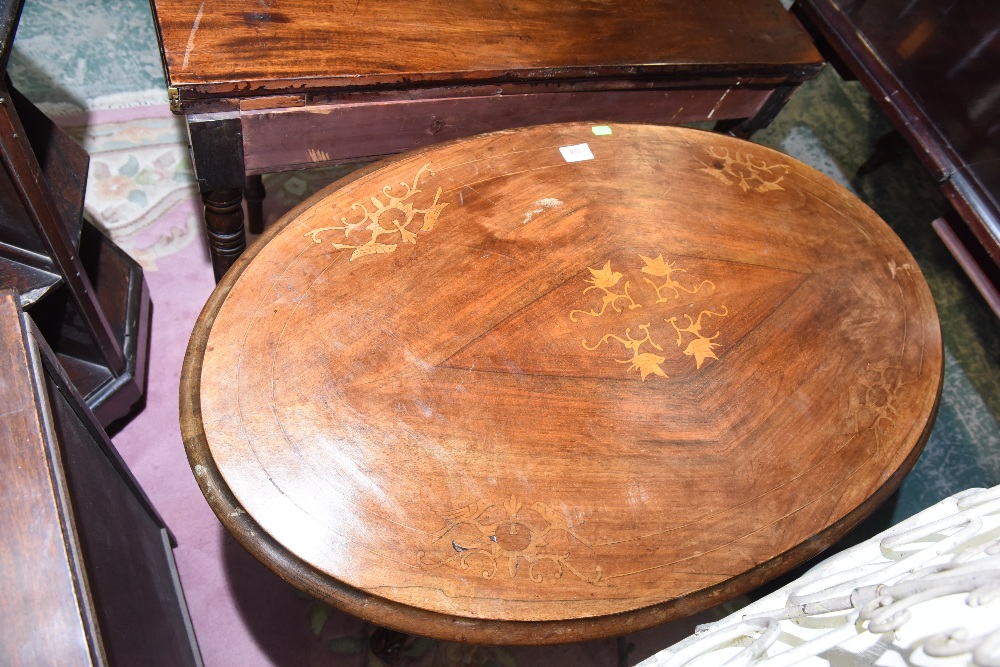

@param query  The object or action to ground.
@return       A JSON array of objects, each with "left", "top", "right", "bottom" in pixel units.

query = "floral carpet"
[{"left": 60, "top": 106, "right": 200, "bottom": 270}]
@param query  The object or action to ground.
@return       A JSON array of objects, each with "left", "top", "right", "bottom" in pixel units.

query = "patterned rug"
[
  {"left": 9, "top": 0, "right": 167, "bottom": 115},
  {"left": 57, "top": 105, "right": 361, "bottom": 271}
]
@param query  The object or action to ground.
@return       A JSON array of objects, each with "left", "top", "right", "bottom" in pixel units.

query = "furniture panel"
[
  {"left": 239, "top": 87, "right": 773, "bottom": 174},
  {"left": 0, "top": 290, "right": 202, "bottom": 666},
  {"left": 0, "top": 0, "right": 150, "bottom": 423},
  {"left": 793, "top": 0, "right": 1000, "bottom": 317}
]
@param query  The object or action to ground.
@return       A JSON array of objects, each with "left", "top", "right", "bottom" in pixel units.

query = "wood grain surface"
[
  {"left": 1, "top": 290, "right": 201, "bottom": 665},
  {"left": 181, "top": 123, "right": 942, "bottom": 644},
  {"left": 0, "top": 291, "right": 101, "bottom": 664},
  {"left": 151, "top": 0, "right": 820, "bottom": 94}
]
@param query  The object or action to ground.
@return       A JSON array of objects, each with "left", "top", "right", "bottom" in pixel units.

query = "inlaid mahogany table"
[
  {"left": 181, "top": 123, "right": 942, "bottom": 645},
  {"left": 148, "top": 0, "right": 823, "bottom": 280}
]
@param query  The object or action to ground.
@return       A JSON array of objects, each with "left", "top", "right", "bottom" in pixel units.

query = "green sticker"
[{"left": 592, "top": 125, "right": 613, "bottom": 136}]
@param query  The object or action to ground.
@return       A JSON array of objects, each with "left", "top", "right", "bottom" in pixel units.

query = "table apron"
[{"left": 239, "top": 87, "right": 771, "bottom": 174}]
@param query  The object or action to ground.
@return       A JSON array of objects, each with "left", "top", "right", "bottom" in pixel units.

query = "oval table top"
[{"left": 181, "top": 123, "right": 942, "bottom": 644}]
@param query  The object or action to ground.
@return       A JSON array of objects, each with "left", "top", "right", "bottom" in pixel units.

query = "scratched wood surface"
[
  {"left": 151, "top": 0, "right": 820, "bottom": 95},
  {"left": 181, "top": 123, "right": 942, "bottom": 644},
  {"left": 0, "top": 291, "right": 99, "bottom": 664}
]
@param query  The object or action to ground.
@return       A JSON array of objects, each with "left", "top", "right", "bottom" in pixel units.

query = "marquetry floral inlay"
[
  {"left": 701, "top": 146, "right": 790, "bottom": 193},
  {"left": 847, "top": 358, "right": 905, "bottom": 439},
  {"left": 418, "top": 495, "right": 607, "bottom": 586},
  {"left": 304, "top": 162, "right": 448, "bottom": 260},
  {"left": 570, "top": 254, "right": 729, "bottom": 380}
]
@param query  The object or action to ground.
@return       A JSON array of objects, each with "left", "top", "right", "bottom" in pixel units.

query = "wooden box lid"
[{"left": 182, "top": 123, "right": 942, "bottom": 644}]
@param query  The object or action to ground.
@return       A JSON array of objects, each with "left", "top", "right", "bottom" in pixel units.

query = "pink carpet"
[{"left": 60, "top": 105, "right": 724, "bottom": 666}]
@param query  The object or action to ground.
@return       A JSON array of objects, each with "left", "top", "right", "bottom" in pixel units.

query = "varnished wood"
[
  {"left": 152, "top": 0, "right": 821, "bottom": 107},
  {"left": 10, "top": 84, "right": 87, "bottom": 249},
  {"left": 793, "top": 0, "right": 1000, "bottom": 315},
  {"left": 24, "top": 220, "right": 152, "bottom": 426},
  {"left": 0, "top": 2, "right": 150, "bottom": 426},
  {"left": 182, "top": 123, "right": 941, "bottom": 644},
  {"left": 0, "top": 79, "right": 124, "bottom": 374},
  {"left": 151, "top": 0, "right": 822, "bottom": 280},
  {"left": 933, "top": 215, "right": 1000, "bottom": 320},
  {"left": 0, "top": 290, "right": 101, "bottom": 664},
  {"left": 239, "top": 87, "right": 773, "bottom": 175},
  {"left": 244, "top": 174, "right": 265, "bottom": 234},
  {"left": 202, "top": 187, "right": 246, "bottom": 277},
  {"left": 0, "top": 290, "right": 202, "bottom": 665}
]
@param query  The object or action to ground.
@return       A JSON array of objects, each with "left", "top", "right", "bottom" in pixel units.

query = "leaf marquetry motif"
[
  {"left": 571, "top": 254, "right": 729, "bottom": 380},
  {"left": 701, "top": 146, "right": 790, "bottom": 193}
]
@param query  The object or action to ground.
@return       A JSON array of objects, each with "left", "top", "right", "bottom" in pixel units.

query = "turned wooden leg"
[
  {"left": 203, "top": 188, "right": 246, "bottom": 282},
  {"left": 856, "top": 130, "right": 907, "bottom": 178},
  {"left": 244, "top": 174, "right": 266, "bottom": 235},
  {"left": 617, "top": 635, "right": 635, "bottom": 667},
  {"left": 186, "top": 113, "right": 247, "bottom": 282}
]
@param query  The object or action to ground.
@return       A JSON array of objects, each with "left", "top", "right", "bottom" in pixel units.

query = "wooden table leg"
[
  {"left": 617, "top": 636, "right": 635, "bottom": 667},
  {"left": 187, "top": 113, "right": 248, "bottom": 282},
  {"left": 715, "top": 83, "right": 798, "bottom": 139},
  {"left": 856, "top": 130, "right": 907, "bottom": 177},
  {"left": 244, "top": 174, "right": 266, "bottom": 235},
  {"left": 202, "top": 188, "right": 246, "bottom": 281},
  {"left": 369, "top": 627, "right": 408, "bottom": 664}
]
